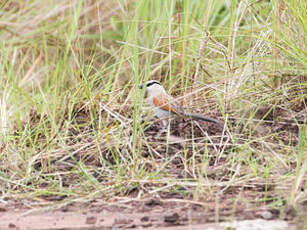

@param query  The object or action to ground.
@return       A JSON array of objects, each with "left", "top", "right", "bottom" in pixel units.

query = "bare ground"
[{"left": 0, "top": 197, "right": 303, "bottom": 230}]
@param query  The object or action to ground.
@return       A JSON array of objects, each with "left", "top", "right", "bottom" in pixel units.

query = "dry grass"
[{"left": 0, "top": 0, "right": 306, "bottom": 223}]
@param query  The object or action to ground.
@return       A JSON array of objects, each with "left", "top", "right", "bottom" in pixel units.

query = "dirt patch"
[{"left": 0, "top": 198, "right": 303, "bottom": 230}]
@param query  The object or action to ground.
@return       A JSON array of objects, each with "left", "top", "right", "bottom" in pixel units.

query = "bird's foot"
[{"left": 155, "top": 127, "right": 168, "bottom": 138}]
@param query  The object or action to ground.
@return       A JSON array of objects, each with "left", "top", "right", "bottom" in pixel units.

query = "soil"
[{"left": 0, "top": 197, "right": 302, "bottom": 230}]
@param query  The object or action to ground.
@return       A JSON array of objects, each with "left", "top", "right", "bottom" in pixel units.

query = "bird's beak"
[{"left": 139, "top": 84, "right": 143, "bottom": 89}]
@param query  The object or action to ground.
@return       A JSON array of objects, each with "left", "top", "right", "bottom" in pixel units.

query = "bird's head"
[{"left": 139, "top": 80, "right": 165, "bottom": 96}]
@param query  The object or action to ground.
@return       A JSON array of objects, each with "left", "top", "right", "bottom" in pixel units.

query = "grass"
[{"left": 0, "top": 0, "right": 306, "bottom": 223}]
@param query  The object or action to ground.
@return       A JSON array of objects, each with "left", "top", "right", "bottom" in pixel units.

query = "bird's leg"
[
  {"left": 162, "top": 119, "right": 168, "bottom": 129},
  {"left": 156, "top": 119, "right": 169, "bottom": 138}
]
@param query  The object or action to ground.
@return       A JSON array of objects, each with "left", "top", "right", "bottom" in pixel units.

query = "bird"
[{"left": 139, "top": 80, "right": 221, "bottom": 130}]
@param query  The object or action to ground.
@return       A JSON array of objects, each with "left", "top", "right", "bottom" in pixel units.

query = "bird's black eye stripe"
[{"left": 146, "top": 81, "right": 161, "bottom": 87}]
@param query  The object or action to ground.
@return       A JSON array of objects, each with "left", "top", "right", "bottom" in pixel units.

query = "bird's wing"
[{"left": 152, "top": 94, "right": 184, "bottom": 116}]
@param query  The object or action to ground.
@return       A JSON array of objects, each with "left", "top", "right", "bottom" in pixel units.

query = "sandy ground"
[{"left": 0, "top": 198, "right": 302, "bottom": 230}]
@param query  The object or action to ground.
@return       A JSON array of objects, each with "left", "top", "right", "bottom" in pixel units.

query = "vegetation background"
[{"left": 0, "top": 0, "right": 306, "bottom": 226}]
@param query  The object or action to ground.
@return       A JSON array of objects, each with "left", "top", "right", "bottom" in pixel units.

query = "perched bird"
[{"left": 139, "top": 80, "right": 221, "bottom": 129}]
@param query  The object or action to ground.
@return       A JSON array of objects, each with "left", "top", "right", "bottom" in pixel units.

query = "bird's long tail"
[{"left": 184, "top": 112, "right": 220, "bottom": 124}]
